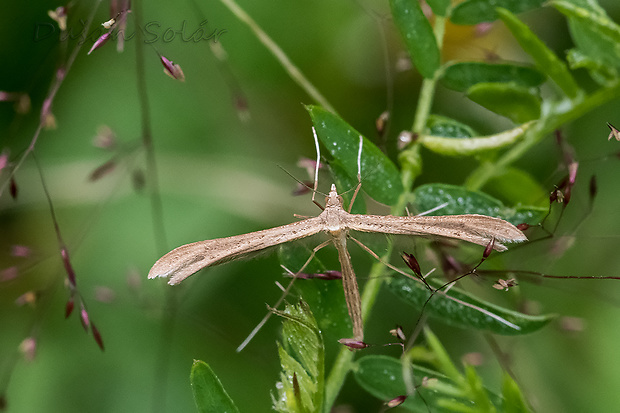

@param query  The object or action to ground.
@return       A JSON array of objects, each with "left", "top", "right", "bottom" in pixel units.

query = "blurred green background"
[{"left": 1, "top": 0, "right": 620, "bottom": 412}]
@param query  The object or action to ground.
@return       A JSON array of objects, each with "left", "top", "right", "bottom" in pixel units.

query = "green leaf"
[
  {"left": 567, "top": 48, "right": 618, "bottom": 85},
  {"left": 467, "top": 82, "right": 541, "bottom": 123},
  {"left": 426, "top": 0, "right": 451, "bottom": 16},
  {"left": 354, "top": 355, "right": 500, "bottom": 412},
  {"left": 497, "top": 7, "right": 581, "bottom": 99},
  {"left": 386, "top": 275, "right": 555, "bottom": 335},
  {"left": 272, "top": 301, "right": 324, "bottom": 413},
  {"left": 556, "top": 0, "right": 620, "bottom": 71},
  {"left": 426, "top": 115, "right": 478, "bottom": 138},
  {"left": 451, "top": 0, "right": 544, "bottom": 25},
  {"left": 483, "top": 167, "right": 549, "bottom": 207},
  {"left": 306, "top": 105, "right": 403, "bottom": 205},
  {"left": 502, "top": 373, "right": 532, "bottom": 413},
  {"left": 420, "top": 122, "right": 533, "bottom": 157},
  {"left": 441, "top": 62, "right": 546, "bottom": 92},
  {"left": 422, "top": 328, "right": 463, "bottom": 384},
  {"left": 464, "top": 365, "right": 496, "bottom": 412},
  {"left": 413, "top": 183, "right": 548, "bottom": 226},
  {"left": 190, "top": 360, "right": 240, "bottom": 413},
  {"left": 552, "top": 1, "right": 620, "bottom": 44},
  {"left": 389, "top": 0, "right": 440, "bottom": 79}
]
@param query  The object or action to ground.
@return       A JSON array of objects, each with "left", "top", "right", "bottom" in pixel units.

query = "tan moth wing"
[
  {"left": 346, "top": 214, "right": 527, "bottom": 251},
  {"left": 148, "top": 217, "right": 324, "bottom": 285}
]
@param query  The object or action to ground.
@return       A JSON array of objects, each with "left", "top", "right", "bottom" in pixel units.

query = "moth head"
[{"left": 325, "top": 184, "right": 343, "bottom": 208}]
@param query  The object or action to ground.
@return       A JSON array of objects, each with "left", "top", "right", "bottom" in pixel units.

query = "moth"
[{"left": 148, "top": 183, "right": 526, "bottom": 342}]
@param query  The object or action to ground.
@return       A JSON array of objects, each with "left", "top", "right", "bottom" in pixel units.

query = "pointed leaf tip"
[{"left": 191, "top": 360, "right": 240, "bottom": 413}]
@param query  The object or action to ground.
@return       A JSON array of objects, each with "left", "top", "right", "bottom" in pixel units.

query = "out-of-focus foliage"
[{"left": 1, "top": 1, "right": 620, "bottom": 412}]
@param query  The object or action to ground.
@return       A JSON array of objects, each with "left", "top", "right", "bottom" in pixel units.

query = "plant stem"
[
  {"left": 217, "top": 0, "right": 335, "bottom": 113},
  {"left": 411, "top": 15, "right": 446, "bottom": 133},
  {"left": 133, "top": 1, "right": 168, "bottom": 255},
  {"left": 133, "top": 3, "right": 177, "bottom": 413}
]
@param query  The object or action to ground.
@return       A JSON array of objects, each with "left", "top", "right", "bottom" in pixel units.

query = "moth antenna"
[
  {"left": 311, "top": 126, "right": 322, "bottom": 209},
  {"left": 416, "top": 202, "right": 449, "bottom": 216},
  {"left": 347, "top": 135, "right": 364, "bottom": 213}
]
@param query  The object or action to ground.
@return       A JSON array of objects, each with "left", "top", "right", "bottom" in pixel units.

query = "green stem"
[
  {"left": 134, "top": 4, "right": 178, "bottom": 413},
  {"left": 411, "top": 15, "right": 446, "bottom": 133},
  {"left": 218, "top": 0, "right": 335, "bottom": 113},
  {"left": 467, "top": 81, "right": 620, "bottom": 190},
  {"left": 412, "top": 78, "right": 437, "bottom": 133}
]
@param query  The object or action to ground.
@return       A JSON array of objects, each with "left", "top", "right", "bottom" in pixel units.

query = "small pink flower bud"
[
  {"left": 516, "top": 223, "right": 530, "bottom": 231},
  {"left": 386, "top": 395, "right": 407, "bottom": 408},
  {"left": 91, "top": 322, "right": 105, "bottom": 351},
  {"left": 61, "top": 247, "right": 76, "bottom": 287},
  {"left": 80, "top": 303, "right": 90, "bottom": 331},
  {"left": 568, "top": 161, "right": 578, "bottom": 186},
  {"left": 338, "top": 338, "right": 369, "bottom": 350},
  {"left": 401, "top": 252, "right": 421, "bottom": 277},
  {"left": 65, "top": 296, "right": 75, "bottom": 318},
  {"left": 483, "top": 238, "right": 494, "bottom": 258},
  {"left": 160, "top": 56, "right": 185, "bottom": 81},
  {"left": 88, "top": 32, "right": 112, "bottom": 55}
]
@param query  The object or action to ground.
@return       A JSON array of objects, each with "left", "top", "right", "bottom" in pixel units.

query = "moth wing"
[
  {"left": 148, "top": 217, "right": 325, "bottom": 285},
  {"left": 346, "top": 214, "right": 526, "bottom": 251}
]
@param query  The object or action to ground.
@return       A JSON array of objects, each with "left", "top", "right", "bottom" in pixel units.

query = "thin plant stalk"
[{"left": 217, "top": 0, "right": 335, "bottom": 113}]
